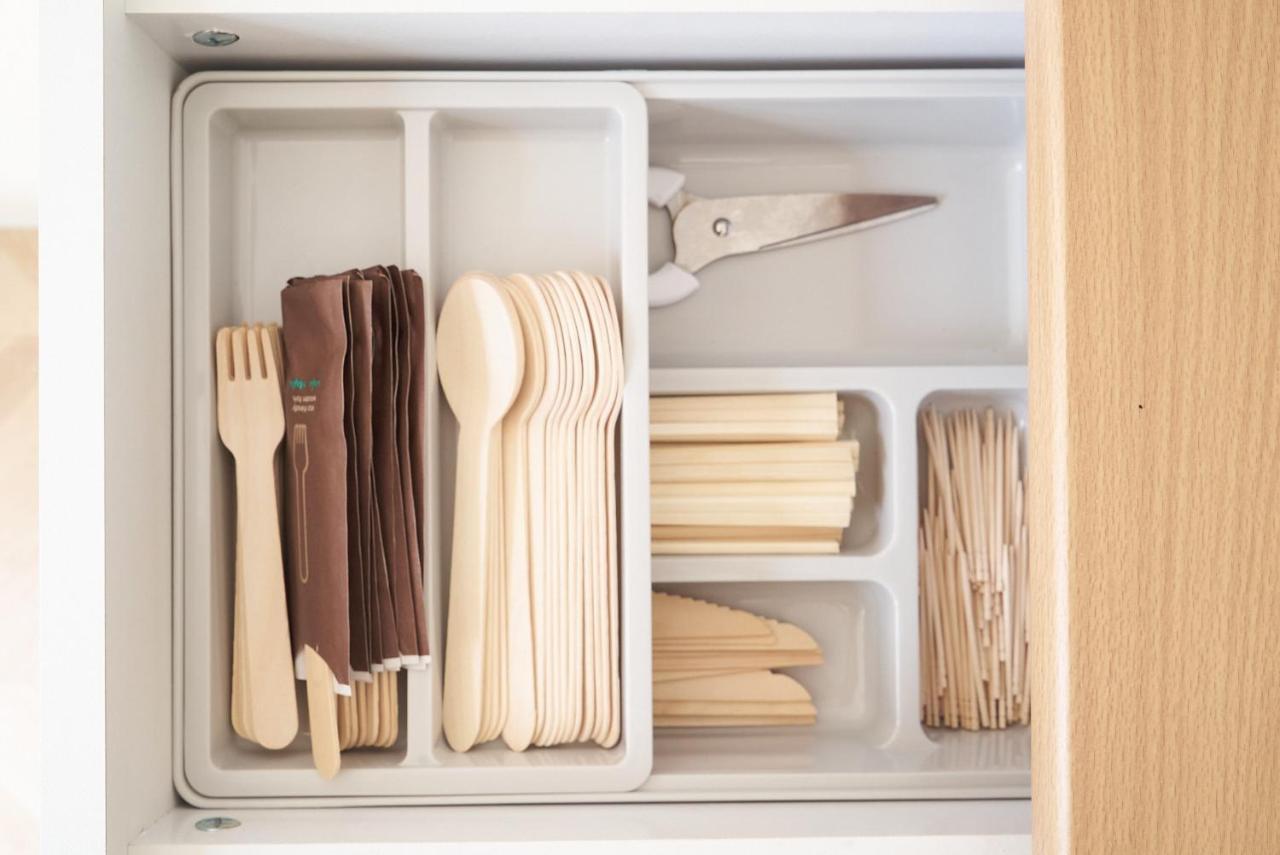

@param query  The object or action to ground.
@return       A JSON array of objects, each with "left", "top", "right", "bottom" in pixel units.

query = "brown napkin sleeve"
[
  {"left": 403, "top": 270, "right": 429, "bottom": 586},
  {"left": 342, "top": 279, "right": 372, "bottom": 680},
  {"left": 389, "top": 265, "right": 429, "bottom": 661},
  {"left": 365, "top": 267, "right": 420, "bottom": 664},
  {"left": 281, "top": 276, "right": 351, "bottom": 690},
  {"left": 349, "top": 277, "right": 399, "bottom": 671}
]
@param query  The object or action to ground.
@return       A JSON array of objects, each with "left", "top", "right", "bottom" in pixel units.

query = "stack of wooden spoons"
[
  {"left": 437, "top": 271, "right": 624, "bottom": 753},
  {"left": 649, "top": 393, "right": 859, "bottom": 554},
  {"left": 653, "top": 592, "right": 821, "bottom": 727}
]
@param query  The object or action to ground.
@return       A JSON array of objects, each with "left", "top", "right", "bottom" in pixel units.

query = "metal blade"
[{"left": 672, "top": 192, "right": 938, "bottom": 273}]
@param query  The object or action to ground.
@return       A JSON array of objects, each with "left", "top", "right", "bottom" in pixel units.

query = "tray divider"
[{"left": 398, "top": 108, "right": 440, "bottom": 766}]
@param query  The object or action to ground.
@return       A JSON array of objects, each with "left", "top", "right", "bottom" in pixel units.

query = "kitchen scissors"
[{"left": 648, "top": 166, "right": 938, "bottom": 308}]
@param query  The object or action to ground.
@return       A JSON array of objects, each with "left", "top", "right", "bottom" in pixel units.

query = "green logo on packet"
[{"left": 289, "top": 378, "right": 320, "bottom": 391}]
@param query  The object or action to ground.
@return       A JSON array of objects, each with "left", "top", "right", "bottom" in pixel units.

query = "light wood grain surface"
[
  {"left": 0, "top": 229, "right": 38, "bottom": 853},
  {"left": 1029, "top": 2, "right": 1280, "bottom": 852}
]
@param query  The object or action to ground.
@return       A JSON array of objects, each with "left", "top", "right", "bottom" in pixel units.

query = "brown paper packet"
[
  {"left": 402, "top": 269, "right": 430, "bottom": 657},
  {"left": 389, "top": 266, "right": 429, "bottom": 662},
  {"left": 342, "top": 278, "right": 372, "bottom": 681},
  {"left": 347, "top": 277, "right": 397, "bottom": 674},
  {"left": 281, "top": 275, "right": 351, "bottom": 691},
  {"left": 369, "top": 491, "right": 399, "bottom": 670},
  {"left": 364, "top": 266, "right": 419, "bottom": 664}
]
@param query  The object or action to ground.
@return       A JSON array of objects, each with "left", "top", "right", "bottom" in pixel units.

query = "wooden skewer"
[{"left": 919, "top": 406, "right": 1028, "bottom": 732}]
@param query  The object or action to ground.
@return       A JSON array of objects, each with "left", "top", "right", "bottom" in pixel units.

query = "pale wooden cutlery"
[
  {"left": 216, "top": 324, "right": 299, "bottom": 750},
  {"left": 499, "top": 277, "right": 547, "bottom": 752},
  {"left": 438, "top": 273, "right": 524, "bottom": 752},
  {"left": 437, "top": 270, "right": 622, "bottom": 752}
]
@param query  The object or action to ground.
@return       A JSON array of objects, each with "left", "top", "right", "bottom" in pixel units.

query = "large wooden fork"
[{"left": 216, "top": 324, "right": 299, "bottom": 750}]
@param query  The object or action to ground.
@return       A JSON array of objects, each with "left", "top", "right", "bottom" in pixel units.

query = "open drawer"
[{"left": 172, "top": 70, "right": 1028, "bottom": 806}]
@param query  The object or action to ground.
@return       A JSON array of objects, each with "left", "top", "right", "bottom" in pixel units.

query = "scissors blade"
[{"left": 672, "top": 192, "right": 938, "bottom": 273}]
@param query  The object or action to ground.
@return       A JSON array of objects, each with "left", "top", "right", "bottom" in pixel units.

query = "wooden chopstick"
[
  {"left": 652, "top": 539, "right": 840, "bottom": 555},
  {"left": 650, "top": 393, "right": 836, "bottom": 411},
  {"left": 650, "top": 441, "right": 858, "bottom": 465},
  {"left": 650, "top": 421, "right": 840, "bottom": 444},
  {"left": 651, "top": 480, "right": 857, "bottom": 497},
  {"left": 652, "top": 525, "right": 844, "bottom": 540},
  {"left": 651, "top": 460, "right": 856, "bottom": 483}
]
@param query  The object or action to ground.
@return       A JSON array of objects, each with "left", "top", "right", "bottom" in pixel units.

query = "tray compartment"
[
  {"left": 417, "top": 103, "right": 647, "bottom": 768},
  {"left": 650, "top": 385, "right": 890, "bottom": 582},
  {"left": 177, "top": 80, "right": 650, "bottom": 801},
  {"left": 917, "top": 387, "right": 1028, "bottom": 739},
  {"left": 653, "top": 581, "right": 896, "bottom": 746},
  {"left": 186, "top": 104, "right": 415, "bottom": 789},
  {"left": 644, "top": 79, "right": 1026, "bottom": 370}
]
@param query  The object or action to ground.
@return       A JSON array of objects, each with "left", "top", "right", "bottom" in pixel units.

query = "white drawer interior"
[{"left": 174, "top": 70, "right": 1028, "bottom": 807}]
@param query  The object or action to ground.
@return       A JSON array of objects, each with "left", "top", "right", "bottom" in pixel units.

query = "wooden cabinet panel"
[{"left": 1029, "top": 1, "right": 1280, "bottom": 852}]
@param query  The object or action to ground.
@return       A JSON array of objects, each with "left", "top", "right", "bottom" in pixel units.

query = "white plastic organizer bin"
[
  {"left": 175, "top": 80, "right": 652, "bottom": 801},
  {"left": 173, "top": 70, "right": 1030, "bottom": 806}
]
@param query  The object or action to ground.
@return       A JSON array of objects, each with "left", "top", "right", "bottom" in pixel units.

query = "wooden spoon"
[
  {"left": 592, "top": 275, "right": 625, "bottom": 749},
  {"left": 381, "top": 671, "right": 399, "bottom": 747},
  {"left": 500, "top": 277, "right": 547, "bottom": 752},
  {"left": 437, "top": 273, "right": 524, "bottom": 753},
  {"left": 539, "top": 273, "right": 585, "bottom": 745},
  {"left": 567, "top": 271, "right": 612, "bottom": 743},
  {"left": 550, "top": 273, "right": 595, "bottom": 744},
  {"left": 478, "top": 428, "right": 503, "bottom": 745},
  {"left": 552, "top": 272, "right": 595, "bottom": 744},
  {"left": 519, "top": 277, "right": 563, "bottom": 746}
]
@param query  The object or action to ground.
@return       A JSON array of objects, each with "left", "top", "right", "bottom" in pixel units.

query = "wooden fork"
[{"left": 216, "top": 324, "right": 299, "bottom": 750}]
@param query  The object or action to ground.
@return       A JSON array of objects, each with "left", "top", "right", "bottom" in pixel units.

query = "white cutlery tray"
[{"left": 174, "top": 71, "right": 1029, "bottom": 806}]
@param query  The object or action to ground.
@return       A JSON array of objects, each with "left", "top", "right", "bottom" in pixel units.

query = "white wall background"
[{"left": 0, "top": 0, "right": 38, "bottom": 227}]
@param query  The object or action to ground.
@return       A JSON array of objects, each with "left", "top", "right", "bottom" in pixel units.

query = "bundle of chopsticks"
[
  {"left": 653, "top": 592, "right": 821, "bottom": 727},
  {"left": 918, "top": 407, "right": 1029, "bottom": 730},
  {"left": 650, "top": 393, "right": 858, "bottom": 555}
]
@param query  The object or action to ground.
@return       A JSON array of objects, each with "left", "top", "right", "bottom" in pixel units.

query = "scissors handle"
[
  {"left": 649, "top": 167, "right": 700, "bottom": 308},
  {"left": 648, "top": 167, "right": 686, "bottom": 208},
  {"left": 649, "top": 261, "right": 700, "bottom": 308}
]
